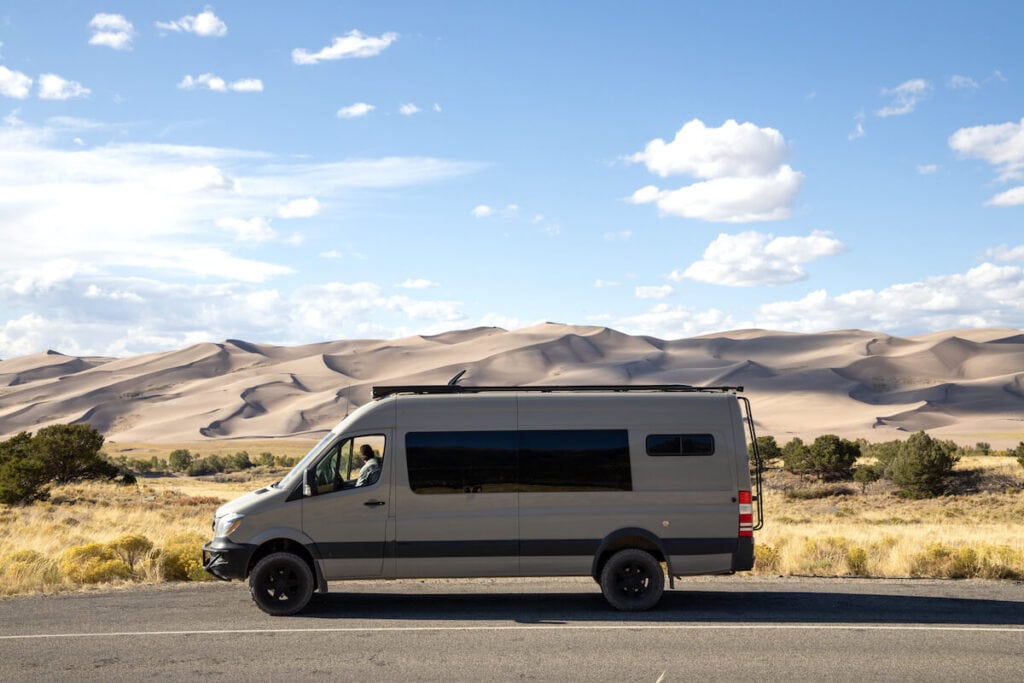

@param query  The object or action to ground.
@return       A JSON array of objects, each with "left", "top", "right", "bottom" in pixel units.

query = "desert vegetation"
[{"left": 1, "top": 428, "right": 1022, "bottom": 597}]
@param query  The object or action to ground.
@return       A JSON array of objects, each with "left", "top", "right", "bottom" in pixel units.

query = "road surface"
[{"left": 1, "top": 576, "right": 1022, "bottom": 681}]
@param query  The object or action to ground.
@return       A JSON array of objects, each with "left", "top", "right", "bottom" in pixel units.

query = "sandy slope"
[{"left": 0, "top": 324, "right": 1022, "bottom": 447}]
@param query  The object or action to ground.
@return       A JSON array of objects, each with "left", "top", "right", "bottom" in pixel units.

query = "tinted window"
[
  {"left": 406, "top": 429, "right": 632, "bottom": 494},
  {"left": 646, "top": 434, "right": 715, "bottom": 456},
  {"left": 406, "top": 431, "right": 517, "bottom": 494},
  {"left": 519, "top": 430, "right": 631, "bottom": 492}
]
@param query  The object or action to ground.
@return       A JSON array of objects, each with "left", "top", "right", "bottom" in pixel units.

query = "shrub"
[
  {"left": 158, "top": 532, "right": 212, "bottom": 582},
  {"left": 168, "top": 449, "right": 193, "bottom": 472},
  {"left": 886, "top": 431, "right": 959, "bottom": 498},
  {"left": 1011, "top": 442, "right": 1024, "bottom": 470},
  {"left": 749, "top": 436, "right": 782, "bottom": 469},
  {"left": 0, "top": 425, "right": 117, "bottom": 504},
  {"left": 59, "top": 543, "right": 131, "bottom": 584},
  {"left": 853, "top": 464, "right": 882, "bottom": 493},
  {"left": 108, "top": 534, "right": 154, "bottom": 573},
  {"left": 781, "top": 437, "right": 810, "bottom": 475},
  {"left": 806, "top": 435, "right": 860, "bottom": 481}
]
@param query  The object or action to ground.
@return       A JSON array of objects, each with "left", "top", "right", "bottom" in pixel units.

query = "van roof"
[{"left": 371, "top": 384, "right": 744, "bottom": 400}]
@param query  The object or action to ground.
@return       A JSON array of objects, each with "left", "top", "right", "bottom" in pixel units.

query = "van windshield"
[{"left": 276, "top": 432, "right": 334, "bottom": 489}]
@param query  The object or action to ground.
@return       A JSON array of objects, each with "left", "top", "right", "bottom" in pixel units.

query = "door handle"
[{"left": 364, "top": 500, "right": 386, "bottom": 507}]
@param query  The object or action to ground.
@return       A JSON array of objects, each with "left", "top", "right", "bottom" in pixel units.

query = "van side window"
[
  {"left": 646, "top": 434, "right": 715, "bottom": 456},
  {"left": 405, "top": 430, "right": 632, "bottom": 494},
  {"left": 519, "top": 430, "right": 631, "bottom": 492},
  {"left": 311, "top": 434, "right": 387, "bottom": 495},
  {"left": 406, "top": 431, "right": 517, "bottom": 494}
]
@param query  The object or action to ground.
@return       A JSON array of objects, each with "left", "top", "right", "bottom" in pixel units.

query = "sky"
[{"left": 1, "top": 1, "right": 1023, "bottom": 358}]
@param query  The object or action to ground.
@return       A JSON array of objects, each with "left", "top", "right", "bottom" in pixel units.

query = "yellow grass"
[{"left": 1, "top": 451, "right": 1022, "bottom": 597}]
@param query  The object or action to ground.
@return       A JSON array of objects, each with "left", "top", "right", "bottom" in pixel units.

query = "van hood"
[{"left": 215, "top": 483, "right": 292, "bottom": 518}]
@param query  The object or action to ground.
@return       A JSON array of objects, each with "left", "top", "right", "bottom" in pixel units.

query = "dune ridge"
[{"left": 1, "top": 324, "right": 1022, "bottom": 446}]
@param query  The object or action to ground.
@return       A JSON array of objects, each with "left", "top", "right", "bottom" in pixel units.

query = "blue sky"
[{"left": 1, "top": 2, "right": 1023, "bottom": 357}]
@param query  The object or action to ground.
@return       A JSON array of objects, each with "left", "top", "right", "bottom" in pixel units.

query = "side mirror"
[{"left": 303, "top": 469, "right": 317, "bottom": 497}]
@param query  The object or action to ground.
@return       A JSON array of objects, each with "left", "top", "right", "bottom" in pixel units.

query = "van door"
[
  {"left": 394, "top": 429, "right": 519, "bottom": 577},
  {"left": 302, "top": 432, "right": 391, "bottom": 579}
]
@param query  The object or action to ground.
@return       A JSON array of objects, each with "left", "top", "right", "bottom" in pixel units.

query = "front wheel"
[
  {"left": 249, "top": 552, "right": 314, "bottom": 616},
  {"left": 599, "top": 549, "right": 665, "bottom": 611}
]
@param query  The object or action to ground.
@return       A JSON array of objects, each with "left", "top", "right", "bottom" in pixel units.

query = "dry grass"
[
  {"left": 1, "top": 451, "right": 1022, "bottom": 597},
  {"left": 753, "top": 456, "right": 1024, "bottom": 579}
]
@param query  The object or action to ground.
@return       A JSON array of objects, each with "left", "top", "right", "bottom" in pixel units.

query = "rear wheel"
[
  {"left": 599, "top": 549, "right": 664, "bottom": 611},
  {"left": 249, "top": 552, "right": 314, "bottom": 616}
]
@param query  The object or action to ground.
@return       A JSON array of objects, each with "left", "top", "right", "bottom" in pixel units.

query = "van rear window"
[
  {"left": 406, "top": 430, "right": 631, "bottom": 494},
  {"left": 646, "top": 434, "right": 715, "bottom": 456}
]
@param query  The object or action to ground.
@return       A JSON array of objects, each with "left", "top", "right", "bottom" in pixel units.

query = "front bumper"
[{"left": 202, "top": 538, "right": 256, "bottom": 581}]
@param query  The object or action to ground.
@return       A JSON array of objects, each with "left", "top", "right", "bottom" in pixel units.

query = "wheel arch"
[
  {"left": 247, "top": 538, "right": 327, "bottom": 593},
  {"left": 591, "top": 527, "right": 674, "bottom": 589}
]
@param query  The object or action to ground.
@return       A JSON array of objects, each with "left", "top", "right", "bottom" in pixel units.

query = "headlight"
[{"left": 214, "top": 513, "right": 244, "bottom": 538}]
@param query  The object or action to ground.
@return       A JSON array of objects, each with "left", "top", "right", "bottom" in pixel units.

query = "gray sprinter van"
[{"left": 203, "top": 384, "right": 764, "bottom": 615}]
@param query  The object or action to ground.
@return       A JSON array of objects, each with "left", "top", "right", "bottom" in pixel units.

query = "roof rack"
[{"left": 371, "top": 384, "right": 744, "bottom": 399}]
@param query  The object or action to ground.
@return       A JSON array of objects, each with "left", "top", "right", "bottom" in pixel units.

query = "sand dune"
[{"left": 1, "top": 324, "right": 1022, "bottom": 447}]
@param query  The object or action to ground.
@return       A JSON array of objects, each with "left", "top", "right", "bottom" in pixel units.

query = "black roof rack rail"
[{"left": 371, "top": 384, "right": 744, "bottom": 400}]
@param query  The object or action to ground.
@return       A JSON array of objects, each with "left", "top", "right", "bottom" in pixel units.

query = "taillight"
[{"left": 738, "top": 490, "right": 753, "bottom": 537}]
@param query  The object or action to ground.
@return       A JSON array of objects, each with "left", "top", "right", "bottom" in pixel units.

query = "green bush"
[
  {"left": 781, "top": 437, "right": 810, "bottom": 475},
  {"left": 806, "top": 435, "right": 860, "bottom": 481},
  {"left": 853, "top": 464, "right": 882, "bottom": 492},
  {"left": 1011, "top": 442, "right": 1024, "bottom": 470},
  {"left": 0, "top": 425, "right": 118, "bottom": 504},
  {"left": 749, "top": 435, "right": 782, "bottom": 469},
  {"left": 168, "top": 449, "right": 193, "bottom": 471},
  {"left": 886, "top": 431, "right": 959, "bottom": 498}
]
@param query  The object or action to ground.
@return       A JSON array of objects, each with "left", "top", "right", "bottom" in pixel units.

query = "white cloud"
[
  {"left": 472, "top": 204, "right": 494, "bottom": 218},
  {"left": 672, "top": 230, "right": 846, "bottom": 287},
  {"left": 179, "top": 74, "right": 262, "bottom": 93},
  {"left": 630, "top": 118, "right": 788, "bottom": 179},
  {"left": 399, "top": 102, "right": 420, "bottom": 116},
  {"left": 604, "top": 230, "right": 632, "bottom": 241},
  {"left": 398, "top": 278, "right": 439, "bottom": 289},
  {"left": 612, "top": 303, "right": 739, "bottom": 341},
  {"left": 917, "top": 164, "right": 939, "bottom": 175},
  {"left": 319, "top": 250, "right": 343, "bottom": 259},
  {"left": 89, "top": 13, "right": 135, "bottom": 50},
  {"left": 983, "top": 244, "right": 1024, "bottom": 261},
  {"left": 753, "top": 263, "right": 1024, "bottom": 333},
  {"left": 594, "top": 279, "right": 620, "bottom": 288},
  {"left": 630, "top": 166, "right": 804, "bottom": 223},
  {"left": 877, "top": 78, "right": 931, "bottom": 117},
  {"left": 635, "top": 285, "right": 673, "bottom": 299},
  {"left": 848, "top": 111, "right": 866, "bottom": 141},
  {"left": 949, "top": 74, "right": 980, "bottom": 90},
  {"left": 433, "top": 103, "right": 442, "bottom": 112},
  {"left": 217, "top": 216, "right": 276, "bottom": 243},
  {"left": 949, "top": 118, "right": 1024, "bottom": 181},
  {"left": 292, "top": 30, "right": 398, "bottom": 65},
  {"left": 229, "top": 78, "right": 263, "bottom": 93},
  {"left": 628, "top": 119, "right": 803, "bottom": 223},
  {"left": 156, "top": 8, "right": 228, "bottom": 37},
  {"left": 984, "top": 186, "right": 1024, "bottom": 207},
  {"left": 0, "top": 65, "right": 32, "bottom": 99},
  {"left": 37, "top": 74, "right": 90, "bottom": 100},
  {"left": 277, "top": 196, "right": 322, "bottom": 218},
  {"left": 337, "top": 102, "right": 375, "bottom": 118}
]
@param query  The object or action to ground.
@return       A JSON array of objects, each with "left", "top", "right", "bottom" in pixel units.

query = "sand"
[{"left": 0, "top": 324, "right": 1022, "bottom": 447}]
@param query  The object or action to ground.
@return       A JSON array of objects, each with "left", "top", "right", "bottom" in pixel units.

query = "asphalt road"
[{"left": 1, "top": 576, "right": 1022, "bottom": 681}]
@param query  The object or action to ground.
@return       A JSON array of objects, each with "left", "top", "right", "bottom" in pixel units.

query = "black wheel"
[
  {"left": 249, "top": 552, "right": 314, "bottom": 616},
  {"left": 599, "top": 549, "right": 665, "bottom": 611}
]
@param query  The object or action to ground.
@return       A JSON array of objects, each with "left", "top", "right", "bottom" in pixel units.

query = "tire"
[
  {"left": 599, "top": 549, "right": 665, "bottom": 611},
  {"left": 249, "top": 552, "right": 314, "bottom": 616}
]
